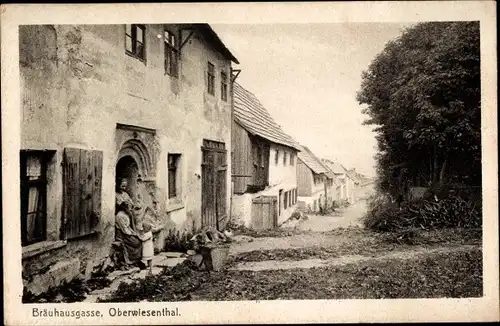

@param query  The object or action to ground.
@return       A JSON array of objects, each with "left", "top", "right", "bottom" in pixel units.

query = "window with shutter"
[{"left": 63, "top": 148, "right": 103, "bottom": 239}]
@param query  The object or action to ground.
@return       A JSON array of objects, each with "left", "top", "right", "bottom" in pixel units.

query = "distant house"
[
  {"left": 231, "top": 83, "right": 300, "bottom": 229},
  {"left": 322, "top": 159, "right": 357, "bottom": 203},
  {"left": 296, "top": 145, "right": 335, "bottom": 213},
  {"left": 349, "top": 169, "right": 376, "bottom": 200}
]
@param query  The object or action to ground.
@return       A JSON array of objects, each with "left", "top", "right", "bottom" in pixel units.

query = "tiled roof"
[
  {"left": 297, "top": 145, "right": 329, "bottom": 175},
  {"left": 233, "top": 83, "right": 300, "bottom": 150},
  {"left": 322, "top": 159, "right": 348, "bottom": 175}
]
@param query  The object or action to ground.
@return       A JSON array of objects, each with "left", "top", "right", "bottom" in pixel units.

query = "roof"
[
  {"left": 233, "top": 83, "right": 300, "bottom": 151},
  {"left": 297, "top": 145, "right": 333, "bottom": 177},
  {"left": 190, "top": 24, "right": 239, "bottom": 64},
  {"left": 321, "top": 159, "right": 348, "bottom": 175}
]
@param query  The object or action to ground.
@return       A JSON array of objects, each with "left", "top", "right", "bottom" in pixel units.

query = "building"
[
  {"left": 322, "top": 159, "right": 357, "bottom": 203},
  {"left": 296, "top": 145, "right": 336, "bottom": 213},
  {"left": 231, "top": 83, "right": 300, "bottom": 229},
  {"left": 19, "top": 23, "right": 238, "bottom": 295},
  {"left": 348, "top": 169, "right": 376, "bottom": 200}
]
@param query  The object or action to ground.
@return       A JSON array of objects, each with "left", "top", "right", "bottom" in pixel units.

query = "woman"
[
  {"left": 115, "top": 200, "right": 153, "bottom": 270},
  {"left": 116, "top": 178, "right": 137, "bottom": 230}
]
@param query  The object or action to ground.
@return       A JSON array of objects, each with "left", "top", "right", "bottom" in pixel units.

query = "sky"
[{"left": 212, "top": 23, "right": 413, "bottom": 177}]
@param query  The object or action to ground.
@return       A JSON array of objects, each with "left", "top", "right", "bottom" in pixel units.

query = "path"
[
  {"left": 230, "top": 244, "right": 480, "bottom": 271},
  {"left": 296, "top": 200, "right": 367, "bottom": 232},
  {"left": 231, "top": 200, "right": 368, "bottom": 255}
]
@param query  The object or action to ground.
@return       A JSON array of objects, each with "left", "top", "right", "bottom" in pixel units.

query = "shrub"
[
  {"left": 363, "top": 193, "right": 482, "bottom": 232},
  {"left": 164, "top": 229, "right": 195, "bottom": 252}
]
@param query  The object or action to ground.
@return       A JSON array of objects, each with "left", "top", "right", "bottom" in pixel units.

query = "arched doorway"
[{"left": 116, "top": 155, "right": 141, "bottom": 204}]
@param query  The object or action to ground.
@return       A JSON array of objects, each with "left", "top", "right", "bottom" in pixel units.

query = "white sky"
[{"left": 212, "top": 23, "right": 413, "bottom": 177}]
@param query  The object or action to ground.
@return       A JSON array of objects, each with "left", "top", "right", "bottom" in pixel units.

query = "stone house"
[
  {"left": 231, "top": 83, "right": 300, "bottom": 229},
  {"left": 296, "top": 145, "right": 336, "bottom": 213},
  {"left": 19, "top": 23, "right": 238, "bottom": 295}
]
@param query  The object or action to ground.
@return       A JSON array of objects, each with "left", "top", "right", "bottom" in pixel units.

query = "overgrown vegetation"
[
  {"left": 102, "top": 248, "right": 482, "bottom": 301},
  {"left": 164, "top": 229, "right": 195, "bottom": 252},
  {"left": 100, "top": 260, "right": 201, "bottom": 302},
  {"left": 363, "top": 191, "right": 482, "bottom": 233},
  {"left": 23, "top": 275, "right": 112, "bottom": 303}
]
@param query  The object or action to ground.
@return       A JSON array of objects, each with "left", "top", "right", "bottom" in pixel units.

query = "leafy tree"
[{"left": 357, "top": 22, "right": 481, "bottom": 197}]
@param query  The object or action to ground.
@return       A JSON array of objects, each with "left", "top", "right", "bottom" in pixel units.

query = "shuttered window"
[{"left": 63, "top": 148, "right": 103, "bottom": 239}]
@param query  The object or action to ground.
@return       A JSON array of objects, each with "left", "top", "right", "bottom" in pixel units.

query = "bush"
[
  {"left": 164, "top": 229, "right": 195, "bottom": 252},
  {"left": 363, "top": 193, "right": 482, "bottom": 232}
]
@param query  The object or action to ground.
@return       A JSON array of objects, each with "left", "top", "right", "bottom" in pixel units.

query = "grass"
[
  {"left": 229, "top": 227, "right": 481, "bottom": 264},
  {"left": 103, "top": 247, "right": 482, "bottom": 301}
]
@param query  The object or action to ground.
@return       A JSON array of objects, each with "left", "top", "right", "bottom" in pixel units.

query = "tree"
[{"left": 357, "top": 22, "right": 481, "bottom": 197}]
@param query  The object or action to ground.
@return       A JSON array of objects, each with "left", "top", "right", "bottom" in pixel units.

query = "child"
[{"left": 140, "top": 223, "right": 154, "bottom": 275}]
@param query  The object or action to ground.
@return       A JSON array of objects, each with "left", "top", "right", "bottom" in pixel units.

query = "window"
[
  {"left": 253, "top": 145, "right": 259, "bottom": 166},
  {"left": 275, "top": 150, "right": 279, "bottom": 165},
  {"left": 20, "top": 151, "right": 49, "bottom": 246},
  {"left": 164, "top": 30, "right": 178, "bottom": 76},
  {"left": 283, "top": 151, "right": 287, "bottom": 166},
  {"left": 288, "top": 191, "right": 292, "bottom": 207},
  {"left": 295, "top": 188, "right": 298, "bottom": 202},
  {"left": 125, "top": 24, "right": 146, "bottom": 61},
  {"left": 221, "top": 71, "right": 228, "bottom": 101},
  {"left": 168, "top": 154, "right": 181, "bottom": 199},
  {"left": 284, "top": 191, "right": 288, "bottom": 209},
  {"left": 260, "top": 146, "right": 265, "bottom": 168},
  {"left": 63, "top": 148, "right": 103, "bottom": 239},
  {"left": 207, "top": 62, "right": 215, "bottom": 95},
  {"left": 290, "top": 153, "right": 295, "bottom": 166}
]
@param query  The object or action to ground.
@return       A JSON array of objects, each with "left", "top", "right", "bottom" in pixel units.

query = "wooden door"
[
  {"left": 201, "top": 140, "right": 227, "bottom": 230},
  {"left": 63, "top": 148, "right": 103, "bottom": 239},
  {"left": 252, "top": 196, "right": 278, "bottom": 230}
]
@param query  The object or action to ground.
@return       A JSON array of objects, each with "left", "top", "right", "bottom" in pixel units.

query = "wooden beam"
[
  {"left": 179, "top": 30, "right": 195, "bottom": 51},
  {"left": 231, "top": 68, "right": 241, "bottom": 83}
]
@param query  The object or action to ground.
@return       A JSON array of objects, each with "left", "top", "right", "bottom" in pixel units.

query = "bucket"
[{"left": 200, "top": 245, "right": 230, "bottom": 271}]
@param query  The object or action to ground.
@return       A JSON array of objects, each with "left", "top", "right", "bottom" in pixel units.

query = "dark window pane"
[
  {"left": 168, "top": 170, "right": 176, "bottom": 198},
  {"left": 21, "top": 152, "right": 47, "bottom": 246},
  {"left": 136, "top": 42, "right": 144, "bottom": 59}
]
